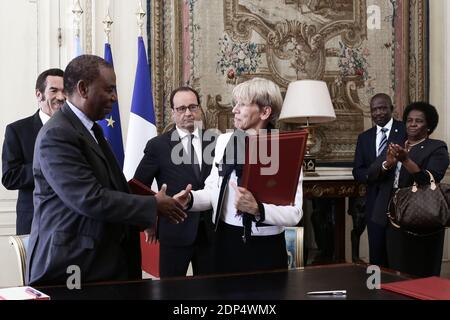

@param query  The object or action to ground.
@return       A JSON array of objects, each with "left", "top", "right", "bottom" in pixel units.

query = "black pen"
[{"left": 306, "top": 290, "right": 347, "bottom": 296}]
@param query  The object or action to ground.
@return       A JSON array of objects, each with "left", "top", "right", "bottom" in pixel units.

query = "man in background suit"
[
  {"left": 134, "top": 86, "right": 217, "bottom": 278},
  {"left": 27, "top": 55, "right": 186, "bottom": 286},
  {"left": 2, "top": 68, "right": 65, "bottom": 235},
  {"left": 352, "top": 93, "right": 406, "bottom": 267}
]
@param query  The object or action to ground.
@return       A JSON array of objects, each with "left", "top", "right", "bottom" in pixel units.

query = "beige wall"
[
  {"left": 0, "top": 0, "right": 38, "bottom": 235},
  {"left": 429, "top": 0, "right": 450, "bottom": 261},
  {"left": 0, "top": 0, "right": 147, "bottom": 236},
  {"left": 429, "top": 0, "right": 449, "bottom": 142}
]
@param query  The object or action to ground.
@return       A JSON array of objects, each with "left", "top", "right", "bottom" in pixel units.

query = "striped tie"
[{"left": 378, "top": 127, "right": 388, "bottom": 156}]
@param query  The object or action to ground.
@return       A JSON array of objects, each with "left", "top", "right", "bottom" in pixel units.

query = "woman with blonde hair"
[{"left": 176, "top": 78, "right": 303, "bottom": 274}]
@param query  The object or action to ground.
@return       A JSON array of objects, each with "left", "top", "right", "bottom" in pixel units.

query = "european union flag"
[{"left": 97, "top": 43, "right": 125, "bottom": 168}]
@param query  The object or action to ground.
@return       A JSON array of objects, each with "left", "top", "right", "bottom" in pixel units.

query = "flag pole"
[
  {"left": 72, "top": 0, "right": 83, "bottom": 38},
  {"left": 72, "top": 0, "right": 84, "bottom": 57},
  {"left": 102, "top": 2, "right": 113, "bottom": 44},
  {"left": 126, "top": 0, "right": 160, "bottom": 278},
  {"left": 136, "top": 0, "right": 146, "bottom": 37},
  {"left": 97, "top": 3, "right": 125, "bottom": 168}
]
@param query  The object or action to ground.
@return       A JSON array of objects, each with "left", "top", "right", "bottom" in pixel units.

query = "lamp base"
[{"left": 303, "top": 154, "right": 317, "bottom": 176}]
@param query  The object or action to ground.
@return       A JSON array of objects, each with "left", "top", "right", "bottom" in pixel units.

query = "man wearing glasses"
[{"left": 134, "top": 86, "right": 217, "bottom": 278}]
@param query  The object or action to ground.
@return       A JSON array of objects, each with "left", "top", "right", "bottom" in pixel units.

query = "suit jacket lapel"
[
  {"left": 32, "top": 110, "right": 43, "bottom": 138},
  {"left": 61, "top": 103, "right": 130, "bottom": 191},
  {"left": 369, "top": 126, "right": 377, "bottom": 161},
  {"left": 389, "top": 120, "right": 404, "bottom": 145},
  {"left": 199, "top": 129, "right": 212, "bottom": 181},
  {"left": 167, "top": 127, "right": 181, "bottom": 150},
  {"left": 61, "top": 103, "right": 107, "bottom": 163},
  {"left": 167, "top": 127, "right": 201, "bottom": 183}
]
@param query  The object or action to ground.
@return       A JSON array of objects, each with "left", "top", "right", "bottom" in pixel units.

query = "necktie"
[
  {"left": 92, "top": 122, "right": 128, "bottom": 241},
  {"left": 188, "top": 134, "right": 201, "bottom": 180},
  {"left": 92, "top": 122, "right": 117, "bottom": 165},
  {"left": 378, "top": 127, "right": 388, "bottom": 156}
]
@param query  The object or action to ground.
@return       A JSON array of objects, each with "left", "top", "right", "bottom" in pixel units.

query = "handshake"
[
  {"left": 144, "top": 184, "right": 192, "bottom": 243},
  {"left": 154, "top": 181, "right": 258, "bottom": 223},
  {"left": 154, "top": 183, "right": 193, "bottom": 224}
]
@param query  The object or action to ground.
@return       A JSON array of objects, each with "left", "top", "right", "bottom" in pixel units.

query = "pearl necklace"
[{"left": 405, "top": 137, "right": 427, "bottom": 151}]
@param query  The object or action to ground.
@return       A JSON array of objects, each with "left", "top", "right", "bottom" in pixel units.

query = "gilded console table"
[{"left": 303, "top": 167, "right": 366, "bottom": 262}]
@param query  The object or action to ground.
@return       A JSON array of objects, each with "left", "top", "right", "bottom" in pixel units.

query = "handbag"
[{"left": 387, "top": 170, "right": 450, "bottom": 234}]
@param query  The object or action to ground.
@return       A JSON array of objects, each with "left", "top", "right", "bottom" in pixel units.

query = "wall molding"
[
  {"left": 445, "top": 1, "right": 450, "bottom": 143},
  {"left": 445, "top": 0, "right": 450, "bottom": 261},
  {"left": 0, "top": 198, "right": 16, "bottom": 236}
]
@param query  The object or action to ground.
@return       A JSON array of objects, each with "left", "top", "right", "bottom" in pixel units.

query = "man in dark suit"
[
  {"left": 2, "top": 68, "right": 65, "bottom": 235},
  {"left": 26, "top": 55, "right": 186, "bottom": 286},
  {"left": 134, "top": 86, "right": 217, "bottom": 278},
  {"left": 352, "top": 93, "right": 406, "bottom": 267}
]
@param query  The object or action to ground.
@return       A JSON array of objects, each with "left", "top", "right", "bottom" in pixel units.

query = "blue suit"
[
  {"left": 27, "top": 103, "right": 157, "bottom": 285},
  {"left": 352, "top": 119, "right": 406, "bottom": 266},
  {"left": 134, "top": 128, "right": 217, "bottom": 277}
]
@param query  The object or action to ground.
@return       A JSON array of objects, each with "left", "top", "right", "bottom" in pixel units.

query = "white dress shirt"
[
  {"left": 176, "top": 126, "right": 202, "bottom": 169},
  {"left": 66, "top": 100, "right": 97, "bottom": 143},
  {"left": 376, "top": 118, "right": 393, "bottom": 156},
  {"left": 38, "top": 109, "right": 51, "bottom": 125}
]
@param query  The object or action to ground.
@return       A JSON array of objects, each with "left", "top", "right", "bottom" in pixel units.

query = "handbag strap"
[
  {"left": 386, "top": 189, "right": 400, "bottom": 228},
  {"left": 411, "top": 170, "right": 436, "bottom": 192}
]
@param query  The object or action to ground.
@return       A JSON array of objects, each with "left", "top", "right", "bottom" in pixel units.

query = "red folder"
[
  {"left": 128, "top": 178, "right": 156, "bottom": 195},
  {"left": 128, "top": 179, "right": 160, "bottom": 278},
  {"left": 240, "top": 130, "right": 308, "bottom": 205},
  {"left": 381, "top": 276, "right": 450, "bottom": 300}
]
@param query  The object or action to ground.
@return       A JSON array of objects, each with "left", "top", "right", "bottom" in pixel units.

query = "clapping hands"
[{"left": 388, "top": 143, "right": 408, "bottom": 162}]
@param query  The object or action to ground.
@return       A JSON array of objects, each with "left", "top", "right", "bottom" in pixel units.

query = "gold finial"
[{"left": 136, "top": 0, "right": 146, "bottom": 37}]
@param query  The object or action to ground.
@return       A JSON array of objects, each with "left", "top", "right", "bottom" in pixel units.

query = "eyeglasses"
[{"left": 174, "top": 104, "right": 200, "bottom": 114}]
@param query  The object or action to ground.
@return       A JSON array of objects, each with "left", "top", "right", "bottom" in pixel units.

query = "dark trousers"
[
  {"left": 366, "top": 220, "right": 388, "bottom": 267},
  {"left": 16, "top": 210, "right": 33, "bottom": 235},
  {"left": 159, "top": 221, "right": 214, "bottom": 278},
  {"left": 386, "top": 223, "right": 445, "bottom": 277},
  {"left": 214, "top": 221, "right": 288, "bottom": 274}
]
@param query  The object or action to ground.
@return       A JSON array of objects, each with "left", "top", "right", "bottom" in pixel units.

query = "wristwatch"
[{"left": 381, "top": 161, "right": 390, "bottom": 171}]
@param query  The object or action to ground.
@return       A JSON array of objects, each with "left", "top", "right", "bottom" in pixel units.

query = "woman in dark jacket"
[{"left": 367, "top": 102, "right": 449, "bottom": 277}]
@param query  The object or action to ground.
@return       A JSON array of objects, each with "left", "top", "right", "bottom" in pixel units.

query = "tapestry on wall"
[{"left": 149, "top": 0, "right": 428, "bottom": 163}]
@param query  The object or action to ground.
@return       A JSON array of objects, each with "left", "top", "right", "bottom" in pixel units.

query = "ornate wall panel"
[{"left": 149, "top": 0, "right": 428, "bottom": 163}]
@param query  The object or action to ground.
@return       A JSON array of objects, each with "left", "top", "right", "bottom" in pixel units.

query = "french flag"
[{"left": 123, "top": 36, "right": 157, "bottom": 180}]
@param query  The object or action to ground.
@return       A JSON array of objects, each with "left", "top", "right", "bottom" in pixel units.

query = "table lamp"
[{"left": 279, "top": 80, "right": 336, "bottom": 174}]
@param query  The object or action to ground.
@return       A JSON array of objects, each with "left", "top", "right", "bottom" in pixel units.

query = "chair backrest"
[
  {"left": 8, "top": 235, "right": 29, "bottom": 286},
  {"left": 285, "top": 227, "right": 304, "bottom": 268}
]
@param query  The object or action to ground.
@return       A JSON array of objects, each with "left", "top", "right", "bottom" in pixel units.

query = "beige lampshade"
[{"left": 279, "top": 80, "right": 336, "bottom": 124}]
